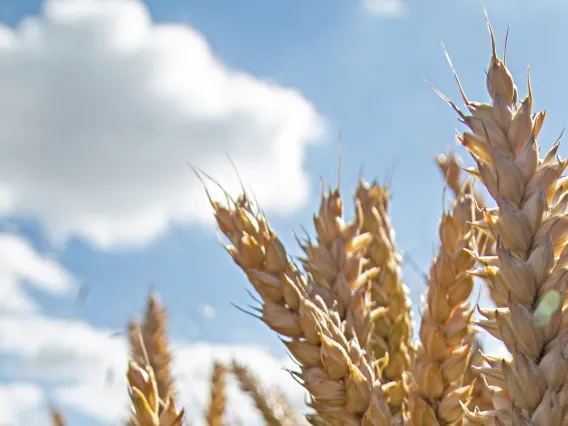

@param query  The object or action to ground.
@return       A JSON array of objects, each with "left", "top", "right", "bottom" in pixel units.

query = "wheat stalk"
[
  {"left": 205, "top": 361, "right": 228, "bottom": 426},
  {"left": 231, "top": 360, "right": 306, "bottom": 426},
  {"left": 298, "top": 186, "right": 380, "bottom": 351},
  {"left": 407, "top": 190, "right": 478, "bottom": 425},
  {"left": 141, "top": 293, "right": 177, "bottom": 402},
  {"left": 354, "top": 180, "right": 414, "bottom": 418},
  {"left": 436, "top": 154, "right": 497, "bottom": 418},
  {"left": 209, "top": 190, "right": 392, "bottom": 425},
  {"left": 440, "top": 12, "right": 568, "bottom": 425},
  {"left": 126, "top": 293, "right": 180, "bottom": 426},
  {"left": 436, "top": 153, "right": 503, "bottom": 310}
]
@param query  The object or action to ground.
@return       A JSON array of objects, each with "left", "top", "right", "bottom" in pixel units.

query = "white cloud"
[
  {"left": 0, "top": 0, "right": 325, "bottom": 249},
  {"left": 0, "top": 382, "right": 47, "bottom": 425},
  {"left": 0, "top": 311, "right": 307, "bottom": 425},
  {"left": 0, "top": 233, "right": 307, "bottom": 425},
  {"left": 363, "top": 0, "right": 406, "bottom": 16},
  {"left": 0, "top": 233, "right": 74, "bottom": 312}
]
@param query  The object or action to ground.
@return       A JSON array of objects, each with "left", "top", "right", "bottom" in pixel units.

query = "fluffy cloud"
[
  {"left": 363, "top": 0, "right": 406, "bottom": 15},
  {"left": 0, "top": 311, "right": 307, "bottom": 425},
  {"left": 0, "top": 382, "right": 47, "bottom": 425},
  {"left": 0, "top": 233, "right": 74, "bottom": 312},
  {"left": 0, "top": 0, "right": 324, "bottom": 249}
]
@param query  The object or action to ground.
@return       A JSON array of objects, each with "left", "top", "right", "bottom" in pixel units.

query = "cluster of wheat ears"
[{"left": 48, "top": 11, "right": 568, "bottom": 426}]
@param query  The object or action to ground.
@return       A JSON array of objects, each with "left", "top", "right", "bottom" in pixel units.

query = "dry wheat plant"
[{"left": 49, "top": 9, "right": 568, "bottom": 426}]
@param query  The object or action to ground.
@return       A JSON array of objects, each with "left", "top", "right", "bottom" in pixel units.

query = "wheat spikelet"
[
  {"left": 354, "top": 180, "right": 414, "bottom": 417},
  {"left": 436, "top": 154, "right": 496, "bottom": 417},
  {"left": 231, "top": 360, "right": 305, "bottom": 426},
  {"left": 141, "top": 293, "right": 176, "bottom": 402},
  {"left": 442, "top": 14, "right": 568, "bottom": 425},
  {"left": 205, "top": 362, "right": 228, "bottom": 426},
  {"left": 462, "top": 340, "right": 494, "bottom": 415},
  {"left": 407, "top": 191, "right": 478, "bottom": 425},
  {"left": 210, "top": 190, "right": 392, "bottom": 425},
  {"left": 437, "top": 153, "right": 485, "bottom": 209},
  {"left": 436, "top": 153, "right": 504, "bottom": 310},
  {"left": 298, "top": 185, "right": 383, "bottom": 349},
  {"left": 271, "top": 388, "right": 309, "bottom": 426},
  {"left": 129, "top": 320, "right": 145, "bottom": 364},
  {"left": 127, "top": 360, "right": 185, "bottom": 426}
]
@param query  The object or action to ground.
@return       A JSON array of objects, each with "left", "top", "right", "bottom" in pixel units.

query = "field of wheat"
[{"left": 44, "top": 6, "right": 568, "bottom": 426}]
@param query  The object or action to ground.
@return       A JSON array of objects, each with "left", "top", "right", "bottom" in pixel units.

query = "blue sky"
[{"left": 0, "top": 0, "right": 567, "bottom": 424}]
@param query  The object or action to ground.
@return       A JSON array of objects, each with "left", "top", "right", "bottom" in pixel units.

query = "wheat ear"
[
  {"left": 443, "top": 16, "right": 568, "bottom": 425},
  {"left": 231, "top": 360, "right": 305, "bottom": 426},
  {"left": 436, "top": 153, "right": 497, "bottom": 416},
  {"left": 205, "top": 361, "right": 227, "bottom": 426},
  {"left": 298, "top": 185, "right": 382, "bottom": 348},
  {"left": 141, "top": 293, "right": 176, "bottom": 402},
  {"left": 436, "top": 153, "right": 504, "bottom": 310},
  {"left": 127, "top": 360, "right": 185, "bottom": 426},
  {"left": 129, "top": 320, "right": 145, "bottom": 364},
  {"left": 211, "top": 192, "right": 392, "bottom": 425},
  {"left": 407, "top": 191, "right": 478, "bottom": 425},
  {"left": 354, "top": 180, "right": 414, "bottom": 417},
  {"left": 50, "top": 407, "right": 66, "bottom": 426}
]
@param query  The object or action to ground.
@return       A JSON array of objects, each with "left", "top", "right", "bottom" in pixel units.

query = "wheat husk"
[
  {"left": 437, "top": 153, "right": 485, "bottom": 211},
  {"left": 211, "top": 191, "right": 392, "bottom": 425},
  {"left": 231, "top": 360, "right": 306, "bottom": 426},
  {"left": 354, "top": 180, "right": 414, "bottom": 417},
  {"left": 407, "top": 191, "right": 478, "bottom": 425},
  {"left": 442, "top": 15, "right": 568, "bottom": 425},
  {"left": 462, "top": 340, "right": 494, "bottom": 415},
  {"left": 205, "top": 361, "right": 228, "bottom": 426}
]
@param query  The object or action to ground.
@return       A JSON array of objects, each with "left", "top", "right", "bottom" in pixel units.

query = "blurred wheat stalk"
[{"left": 48, "top": 7, "right": 568, "bottom": 426}]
